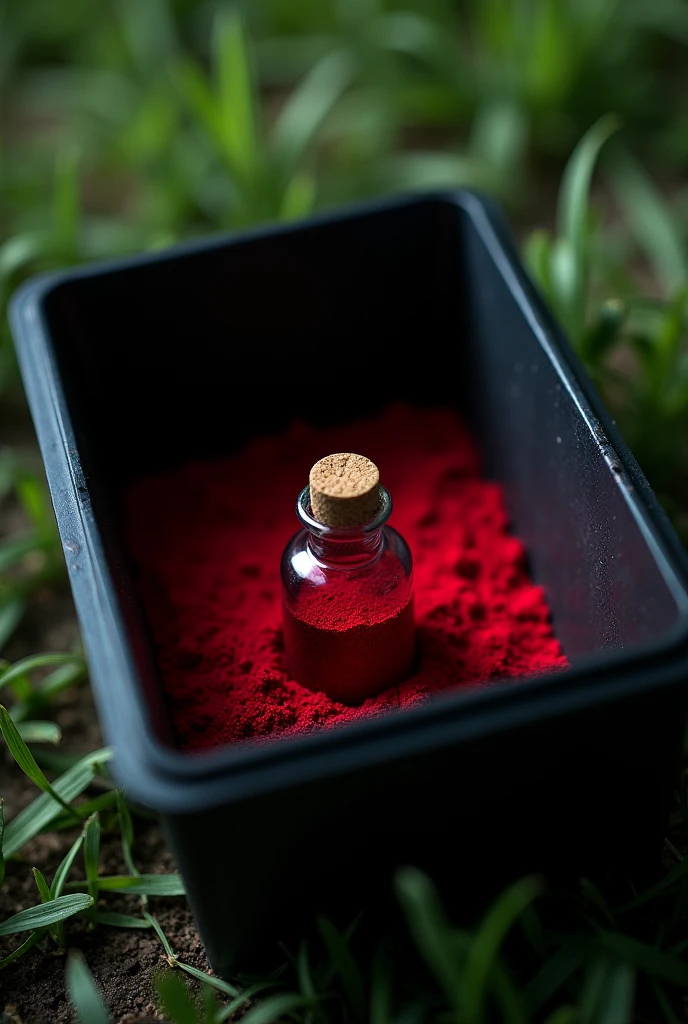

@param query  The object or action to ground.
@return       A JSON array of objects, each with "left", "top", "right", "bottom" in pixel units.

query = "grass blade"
[
  {"left": 543, "top": 1009, "right": 577, "bottom": 1024},
  {"left": 215, "top": 981, "right": 279, "bottom": 1023},
  {"left": 95, "top": 911, "right": 152, "bottom": 929},
  {"left": 579, "top": 877, "right": 618, "bottom": 930},
  {"left": 48, "top": 790, "right": 118, "bottom": 832},
  {"left": 32, "top": 866, "right": 52, "bottom": 903},
  {"left": 10, "top": 658, "right": 89, "bottom": 723},
  {"left": 370, "top": 949, "right": 392, "bottom": 1024},
  {"left": 617, "top": 859, "right": 688, "bottom": 913},
  {"left": 395, "top": 866, "right": 465, "bottom": 1014},
  {"left": 579, "top": 958, "right": 635, "bottom": 1024},
  {"left": 0, "top": 653, "right": 85, "bottom": 691},
  {"left": 317, "top": 915, "right": 365, "bottom": 1019},
  {"left": 581, "top": 958, "right": 606, "bottom": 1024},
  {"left": 0, "top": 233, "right": 44, "bottom": 287},
  {"left": 558, "top": 112, "right": 620, "bottom": 253},
  {"left": 601, "top": 961, "right": 635, "bottom": 1024},
  {"left": 32, "top": 865, "right": 58, "bottom": 943},
  {"left": 520, "top": 904, "right": 547, "bottom": 960},
  {"left": 116, "top": 791, "right": 137, "bottom": 877},
  {"left": 142, "top": 911, "right": 176, "bottom": 958},
  {"left": 555, "top": 113, "right": 620, "bottom": 335},
  {"left": 382, "top": 151, "right": 492, "bottom": 192},
  {"left": 608, "top": 150, "right": 688, "bottom": 296},
  {"left": 0, "top": 534, "right": 41, "bottom": 573},
  {"left": 176, "top": 58, "right": 223, "bottom": 150},
  {"left": 0, "top": 705, "right": 80, "bottom": 821},
  {"left": 156, "top": 971, "right": 197, "bottom": 1024},
  {"left": 17, "top": 720, "right": 62, "bottom": 745},
  {"left": 272, "top": 48, "right": 354, "bottom": 172},
  {"left": 177, "top": 960, "right": 240, "bottom": 997},
  {"left": 203, "top": 982, "right": 219, "bottom": 1022},
  {"left": 66, "top": 949, "right": 111, "bottom": 1024},
  {"left": 239, "top": 993, "right": 315, "bottom": 1024},
  {"left": 15, "top": 471, "right": 55, "bottom": 538},
  {"left": 522, "top": 937, "right": 588, "bottom": 1015},
  {"left": 376, "top": 9, "right": 468, "bottom": 82},
  {"left": 579, "top": 299, "right": 626, "bottom": 364},
  {"left": 524, "top": 229, "right": 555, "bottom": 303},
  {"left": 29, "top": 747, "right": 83, "bottom": 774},
  {"left": 38, "top": 659, "right": 88, "bottom": 698},
  {"left": 0, "top": 596, "right": 26, "bottom": 650},
  {"left": 651, "top": 979, "right": 682, "bottom": 1024},
  {"left": 66, "top": 873, "right": 185, "bottom": 896},
  {"left": 50, "top": 831, "right": 85, "bottom": 898},
  {"left": 116, "top": 0, "right": 179, "bottom": 73},
  {"left": 51, "top": 827, "right": 86, "bottom": 948},
  {"left": 462, "top": 875, "right": 543, "bottom": 1024},
  {"left": 215, "top": 9, "right": 259, "bottom": 179},
  {"left": 279, "top": 171, "right": 316, "bottom": 221},
  {"left": 0, "top": 893, "right": 92, "bottom": 936},
  {"left": 143, "top": 911, "right": 240, "bottom": 997},
  {"left": 2, "top": 747, "right": 112, "bottom": 857},
  {"left": 597, "top": 933, "right": 688, "bottom": 987},
  {"left": 0, "top": 929, "right": 46, "bottom": 970},
  {"left": 202, "top": 983, "right": 219, "bottom": 1024},
  {"left": 468, "top": 97, "right": 528, "bottom": 187},
  {"left": 296, "top": 939, "right": 318, "bottom": 1005},
  {"left": 489, "top": 960, "right": 530, "bottom": 1024},
  {"left": 84, "top": 812, "right": 101, "bottom": 922}
]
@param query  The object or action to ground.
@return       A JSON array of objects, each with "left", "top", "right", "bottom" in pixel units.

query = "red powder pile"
[{"left": 124, "top": 404, "right": 567, "bottom": 750}]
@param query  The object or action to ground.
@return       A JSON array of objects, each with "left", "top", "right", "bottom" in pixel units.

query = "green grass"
[
  {"left": 2, "top": 2, "right": 688, "bottom": 1021},
  {"left": 58, "top": 844, "right": 688, "bottom": 1023},
  {"left": 525, "top": 116, "right": 688, "bottom": 529}
]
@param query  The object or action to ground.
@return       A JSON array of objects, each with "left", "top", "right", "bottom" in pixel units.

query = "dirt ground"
[{"left": 0, "top": 576, "right": 214, "bottom": 1024}]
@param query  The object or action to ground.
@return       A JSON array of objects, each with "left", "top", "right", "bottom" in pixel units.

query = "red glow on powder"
[{"left": 124, "top": 404, "right": 568, "bottom": 750}]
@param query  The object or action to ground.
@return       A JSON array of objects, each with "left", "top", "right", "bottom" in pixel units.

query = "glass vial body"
[{"left": 281, "top": 485, "right": 415, "bottom": 704}]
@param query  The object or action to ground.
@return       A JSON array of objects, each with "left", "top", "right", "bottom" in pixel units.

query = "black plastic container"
[{"left": 10, "top": 191, "right": 688, "bottom": 975}]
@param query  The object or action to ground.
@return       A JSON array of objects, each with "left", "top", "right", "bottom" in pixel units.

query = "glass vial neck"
[{"left": 296, "top": 484, "right": 393, "bottom": 567}]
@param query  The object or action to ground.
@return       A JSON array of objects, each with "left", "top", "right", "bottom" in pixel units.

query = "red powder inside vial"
[
  {"left": 283, "top": 586, "right": 416, "bottom": 705},
  {"left": 123, "top": 404, "right": 568, "bottom": 750}
]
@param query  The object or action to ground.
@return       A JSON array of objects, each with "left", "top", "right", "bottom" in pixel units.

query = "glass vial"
[{"left": 281, "top": 453, "right": 415, "bottom": 704}]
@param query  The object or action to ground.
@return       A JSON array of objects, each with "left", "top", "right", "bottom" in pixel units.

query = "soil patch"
[{"left": 0, "top": 605, "right": 212, "bottom": 1024}]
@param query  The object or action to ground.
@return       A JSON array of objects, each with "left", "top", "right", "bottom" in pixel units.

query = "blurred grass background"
[{"left": 1, "top": 0, "right": 688, "bottom": 528}]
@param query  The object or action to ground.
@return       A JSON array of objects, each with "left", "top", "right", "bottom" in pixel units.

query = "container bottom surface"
[{"left": 123, "top": 403, "right": 568, "bottom": 750}]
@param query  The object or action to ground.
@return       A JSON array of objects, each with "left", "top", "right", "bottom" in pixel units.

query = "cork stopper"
[{"left": 309, "top": 453, "right": 381, "bottom": 527}]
